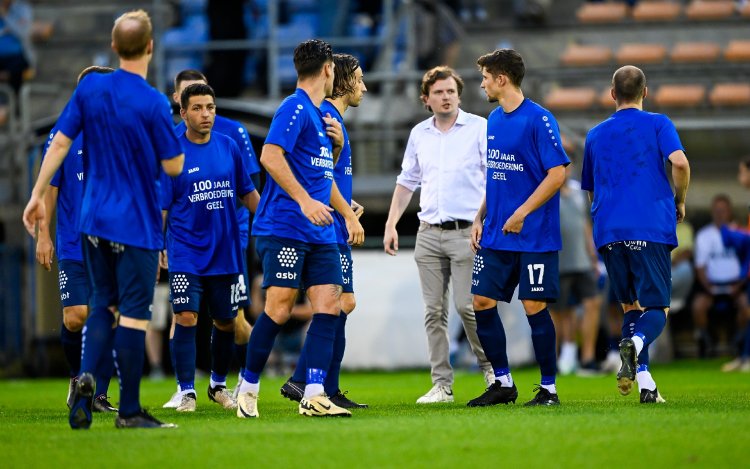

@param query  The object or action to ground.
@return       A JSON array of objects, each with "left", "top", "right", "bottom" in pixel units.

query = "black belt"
[{"left": 430, "top": 220, "right": 472, "bottom": 230}]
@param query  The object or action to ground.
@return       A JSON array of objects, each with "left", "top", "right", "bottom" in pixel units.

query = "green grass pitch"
[{"left": 0, "top": 360, "right": 747, "bottom": 468}]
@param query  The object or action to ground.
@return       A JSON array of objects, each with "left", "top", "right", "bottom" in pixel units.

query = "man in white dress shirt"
[{"left": 384, "top": 66, "right": 493, "bottom": 403}]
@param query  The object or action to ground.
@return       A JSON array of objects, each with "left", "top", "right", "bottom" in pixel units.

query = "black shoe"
[
  {"left": 69, "top": 372, "right": 95, "bottom": 429},
  {"left": 617, "top": 338, "right": 637, "bottom": 396},
  {"left": 467, "top": 382, "right": 518, "bottom": 407},
  {"left": 523, "top": 385, "right": 560, "bottom": 406},
  {"left": 280, "top": 378, "right": 305, "bottom": 403},
  {"left": 329, "top": 390, "right": 368, "bottom": 409},
  {"left": 640, "top": 387, "right": 666, "bottom": 404},
  {"left": 115, "top": 409, "right": 177, "bottom": 429},
  {"left": 92, "top": 394, "right": 118, "bottom": 413}
]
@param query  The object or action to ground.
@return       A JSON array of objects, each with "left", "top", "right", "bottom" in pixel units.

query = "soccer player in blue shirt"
[
  {"left": 468, "top": 49, "right": 569, "bottom": 407},
  {"left": 582, "top": 65, "right": 690, "bottom": 403},
  {"left": 280, "top": 53, "right": 368, "bottom": 409},
  {"left": 35, "top": 66, "right": 118, "bottom": 414},
  {"left": 162, "top": 83, "right": 259, "bottom": 413},
  {"left": 23, "top": 10, "right": 184, "bottom": 429},
  {"left": 235, "top": 39, "right": 364, "bottom": 418}
]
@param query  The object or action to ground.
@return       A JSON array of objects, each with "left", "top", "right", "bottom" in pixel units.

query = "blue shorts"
[
  {"left": 339, "top": 244, "right": 354, "bottom": 294},
  {"left": 256, "top": 236, "right": 342, "bottom": 290},
  {"left": 600, "top": 241, "right": 672, "bottom": 309},
  {"left": 82, "top": 236, "right": 158, "bottom": 320},
  {"left": 170, "top": 272, "right": 241, "bottom": 320},
  {"left": 471, "top": 249, "right": 559, "bottom": 303},
  {"left": 58, "top": 259, "right": 90, "bottom": 307},
  {"left": 238, "top": 248, "right": 251, "bottom": 309}
]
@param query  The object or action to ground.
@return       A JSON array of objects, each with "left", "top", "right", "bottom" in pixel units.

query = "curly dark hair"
[
  {"left": 331, "top": 53, "right": 360, "bottom": 99},
  {"left": 476, "top": 49, "right": 525, "bottom": 88}
]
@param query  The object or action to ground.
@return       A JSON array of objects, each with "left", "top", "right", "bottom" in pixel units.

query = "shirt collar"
[{"left": 423, "top": 108, "right": 468, "bottom": 133}]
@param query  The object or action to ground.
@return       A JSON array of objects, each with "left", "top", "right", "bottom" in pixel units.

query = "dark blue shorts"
[
  {"left": 256, "top": 236, "right": 342, "bottom": 290},
  {"left": 58, "top": 259, "right": 90, "bottom": 307},
  {"left": 238, "top": 248, "right": 251, "bottom": 309},
  {"left": 82, "top": 236, "right": 158, "bottom": 320},
  {"left": 471, "top": 249, "right": 559, "bottom": 303},
  {"left": 600, "top": 241, "right": 672, "bottom": 309},
  {"left": 339, "top": 244, "right": 354, "bottom": 294},
  {"left": 170, "top": 272, "right": 241, "bottom": 320}
]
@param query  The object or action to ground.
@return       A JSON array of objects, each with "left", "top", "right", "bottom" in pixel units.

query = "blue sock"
[
  {"left": 324, "top": 312, "right": 348, "bottom": 396},
  {"left": 304, "top": 313, "right": 338, "bottom": 387},
  {"left": 112, "top": 326, "right": 146, "bottom": 417},
  {"left": 291, "top": 339, "right": 308, "bottom": 383},
  {"left": 210, "top": 327, "right": 234, "bottom": 384},
  {"left": 60, "top": 324, "right": 82, "bottom": 377},
  {"left": 527, "top": 308, "right": 557, "bottom": 380},
  {"left": 474, "top": 307, "right": 510, "bottom": 373},
  {"left": 94, "top": 337, "right": 115, "bottom": 397},
  {"left": 80, "top": 307, "right": 115, "bottom": 376},
  {"left": 637, "top": 345, "right": 650, "bottom": 372},
  {"left": 622, "top": 310, "right": 642, "bottom": 339},
  {"left": 242, "top": 312, "right": 282, "bottom": 384},
  {"left": 234, "top": 342, "right": 247, "bottom": 375},
  {"left": 633, "top": 308, "right": 667, "bottom": 347},
  {"left": 743, "top": 325, "right": 750, "bottom": 359},
  {"left": 173, "top": 324, "right": 197, "bottom": 391}
]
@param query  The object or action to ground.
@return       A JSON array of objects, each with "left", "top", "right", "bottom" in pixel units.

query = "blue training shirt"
[
  {"left": 55, "top": 69, "right": 183, "bottom": 250},
  {"left": 161, "top": 132, "right": 254, "bottom": 276},
  {"left": 320, "top": 100, "right": 352, "bottom": 246},
  {"left": 252, "top": 88, "right": 336, "bottom": 244},
  {"left": 45, "top": 127, "right": 84, "bottom": 262},
  {"left": 581, "top": 108, "right": 684, "bottom": 249},
  {"left": 175, "top": 115, "right": 259, "bottom": 249},
  {"left": 482, "top": 98, "right": 570, "bottom": 252}
]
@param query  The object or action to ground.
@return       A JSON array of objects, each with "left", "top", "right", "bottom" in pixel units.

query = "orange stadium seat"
[
  {"left": 742, "top": 2, "right": 750, "bottom": 17},
  {"left": 599, "top": 88, "right": 616, "bottom": 109},
  {"left": 654, "top": 84, "right": 706, "bottom": 107},
  {"left": 615, "top": 43, "right": 668, "bottom": 64},
  {"left": 685, "top": 0, "right": 735, "bottom": 21},
  {"left": 632, "top": 1, "right": 682, "bottom": 22},
  {"left": 543, "top": 87, "right": 597, "bottom": 111},
  {"left": 709, "top": 83, "right": 750, "bottom": 107},
  {"left": 670, "top": 42, "right": 721, "bottom": 63},
  {"left": 560, "top": 44, "right": 613, "bottom": 66},
  {"left": 576, "top": 3, "right": 629, "bottom": 23},
  {"left": 724, "top": 40, "right": 750, "bottom": 62}
]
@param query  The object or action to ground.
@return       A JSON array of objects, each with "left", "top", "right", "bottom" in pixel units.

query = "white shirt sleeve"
[{"left": 396, "top": 128, "right": 421, "bottom": 192}]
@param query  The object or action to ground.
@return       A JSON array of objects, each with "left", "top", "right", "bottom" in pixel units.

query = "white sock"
[
  {"left": 541, "top": 383, "right": 557, "bottom": 394},
  {"left": 632, "top": 335, "right": 644, "bottom": 356},
  {"left": 209, "top": 377, "right": 226, "bottom": 389},
  {"left": 238, "top": 379, "right": 259, "bottom": 394},
  {"left": 304, "top": 383, "right": 325, "bottom": 398},
  {"left": 637, "top": 370, "right": 656, "bottom": 391},
  {"left": 498, "top": 372, "right": 514, "bottom": 388}
]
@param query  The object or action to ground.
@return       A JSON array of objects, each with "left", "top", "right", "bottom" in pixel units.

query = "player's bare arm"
[
  {"left": 35, "top": 186, "right": 59, "bottom": 271},
  {"left": 502, "top": 165, "right": 566, "bottom": 235},
  {"left": 668, "top": 149, "right": 690, "bottom": 223},
  {"left": 471, "top": 196, "right": 487, "bottom": 253},
  {"left": 161, "top": 153, "right": 185, "bottom": 177},
  {"left": 240, "top": 189, "right": 261, "bottom": 213},
  {"left": 260, "top": 143, "right": 334, "bottom": 226},
  {"left": 383, "top": 184, "right": 415, "bottom": 255},
  {"left": 330, "top": 180, "right": 364, "bottom": 246}
]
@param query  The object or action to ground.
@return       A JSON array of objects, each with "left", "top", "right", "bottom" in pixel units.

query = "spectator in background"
[
  {"left": 692, "top": 194, "right": 749, "bottom": 358},
  {"left": 0, "top": 0, "right": 33, "bottom": 97},
  {"left": 670, "top": 221, "right": 695, "bottom": 312},
  {"left": 414, "top": 1, "right": 463, "bottom": 69},
  {"left": 550, "top": 163, "right": 602, "bottom": 376}
]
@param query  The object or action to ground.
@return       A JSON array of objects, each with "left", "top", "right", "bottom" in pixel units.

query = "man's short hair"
[
  {"left": 174, "top": 69, "right": 208, "bottom": 91},
  {"left": 476, "top": 49, "right": 525, "bottom": 88},
  {"left": 77, "top": 66, "right": 115, "bottom": 85},
  {"left": 331, "top": 54, "right": 360, "bottom": 99},
  {"left": 112, "top": 9, "right": 153, "bottom": 60},
  {"left": 293, "top": 39, "right": 333, "bottom": 81},
  {"left": 712, "top": 193, "right": 732, "bottom": 207},
  {"left": 180, "top": 83, "right": 215, "bottom": 110},
  {"left": 612, "top": 66, "right": 646, "bottom": 103},
  {"left": 420, "top": 66, "right": 464, "bottom": 98}
]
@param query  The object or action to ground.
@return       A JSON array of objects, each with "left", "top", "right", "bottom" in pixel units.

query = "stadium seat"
[
  {"left": 685, "top": 0, "right": 735, "bottom": 21},
  {"left": 560, "top": 44, "right": 612, "bottom": 67},
  {"left": 576, "top": 3, "right": 628, "bottom": 23},
  {"left": 615, "top": 43, "right": 668, "bottom": 64},
  {"left": 724, "top": 40, "right": 750, "bottom": 62},
  {"left": 670, "top": 42, "right": 721, "bottom": 63},
  {"left": 654, "top": 84, "right": 706, "bottom": 107},
  {"left": 599, "top": 88, "right": 616, "bottom": 109},
  {"left": 632, "top": 1, "right": 682, "bottom": 22},
  {"left": 709, "top": 83, "right": 750, "bottom": 107},
  {"left": 543, "top": 87, "right": 597, "bottom": 111},
  {"left": 742, "top": 2, "right": 750, "bottom": 17}
]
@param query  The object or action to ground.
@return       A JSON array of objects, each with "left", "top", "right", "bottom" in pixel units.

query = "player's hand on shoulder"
[
  {"left": 471, "top": 219, "right": 483, "bottom": 253},
  {"left": 351, "top": 200, "right": 364, "bottom": 219},
  {"left": 502, "top": 210, "right": 526, "bottom": 235},
  {"left": 35, "top": 235, "right": 54, "bottom": 271},
  {"left": 323, "top": 113, "right": 343, "bottom": 148},
  {"left": 383, "top": 226, "right": 398, "bottom": 256},
  {"left": 346, "top": 217, "right": 365, "bottom": 247},
  {"left": 300, "top": 197, "right": 334, "bottom": 226}
]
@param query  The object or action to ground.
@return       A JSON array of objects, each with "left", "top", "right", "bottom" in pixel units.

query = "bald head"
[
  {"left": 112, "top": 9, "right": 152, "bottom": 60},
  {"left": 612, "top": 65, "right": 646, "bottom": 104}
]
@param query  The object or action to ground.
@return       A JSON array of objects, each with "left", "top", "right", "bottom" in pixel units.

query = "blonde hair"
[{"left": 112, "top": 9, "right": 152, "bottom": 60}]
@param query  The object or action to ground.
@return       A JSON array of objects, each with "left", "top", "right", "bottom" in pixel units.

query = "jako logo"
[
  {"left": 173, "top": 297, "right": 190, "bottom": 304},
  {"left": 488, "top": 135, "right": 495, "bottom": 140},
  {"left": 276, "top": 272, "right": 297, "bottom": 280},
  {"left": 188, "top": 167, "right": 200, "bottom": 174}
]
